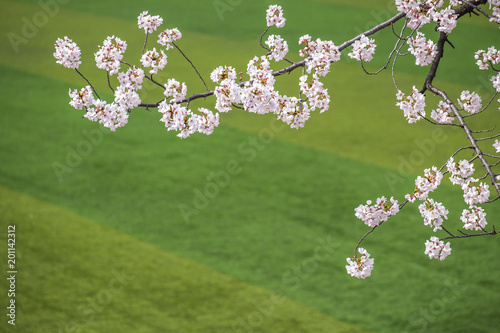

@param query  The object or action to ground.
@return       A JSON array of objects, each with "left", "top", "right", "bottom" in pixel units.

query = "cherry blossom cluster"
[
  {"left": 299, "top": 35, "right": 341, "bottom": 76},
  {"left": 418, "top": 198, "right": 449, "bottom": 232},
  {"left": 447, "top": 158, "right": 476, "bottom": 185},
  {"left": 115, "top": 67, "right": 144, "bottom": 111},
  {"left": 461, "top": 205, "right": 487, "bottom": 230},
  {"left": 280, "top": 97, "right": 313, "bottom": 129},
  {"left": 118, "top": 66, "right": 145, "bottom": 90},
  {"left": 265, "top": 34, "right": 289, "bottom": 62},
  {"left": 348, "top": 35, "right": 376, "bottom": 62},
  {"left": 474, "top": 46, "right": 500, "bottom": 70},
  {"left": 354, "top": 196, "right": 399, "bottom": 227},
  {"left": 68, "top": 86, "right": 95, "bottom": 110},
  {"left": 395, "top": 0, "right": 457, "bottom": 33},
  {"left": 114, "top": 85, "right": 141, "bottom": 110},
  {"left": 396, "top": 86, "right": 426, "bottom": 123},
  {"left": 67, "top": 85, "right": 131, "bottom": 131},
  {"left": 458, "top": 90, "right": 482, "bottom": 114},
  {"left": 475, "top": 46, "right": 500, "bottom": 93},
  {"left": 210, "top": 51, "right": 330, "bottom": 128},
  {"left": 241, "top": 56, "right": 278, "bottom": 114},
  {"left": 433, "top": 6, "right": 457, "bottom": 33},
  {"left": 431, "top": 100, "right": 454, "bottom": 124},
  {"left": 488, "top": 0, "right": 500, "bottom": 24},
  {"left": 85, "top": 100, "right": 130, "bottom": 132},
  {"left": 463, "top": 182, "right": 490, "bottom": 205},
  {"left": 395, "top": 0, "right": 441, "bottom": 29},
  {"left": 407, "top": 32, "right": 437, "bottom": 66},
  {"left": 299, "top": 74, "right": 330, "bottom": 113},
  {"left": 94, "top": 36, "right": 127, "bottom": 75},
  {"left": 446, "top": 158, "right": 490, "bottom": 231},
  {"left": 164, "top": 79, "right": 187, "bottom": 103},
  {"left": 346, "top": 248, "right": 374, "bottom": 279},
  {"left": 158, "top": 102, "right": 219, "bottom": 138},
  {"left": 211, "top": 66, "right": 241, "bottom": 113},
  {"left": 266, "top": 5, "right": 286, "bottom": 28},
  {"left": 137, "top": 11, "right": 163, "bottom": 34},
  {"left": 424, "top": 236, "right": 452, "bottom": 260},
  {"left": 405, "top": 167, "right": 443, "bottom": 202},
  {"left": 158, "top": 28, "right": 182, "bottom": 50},
  {"left": 54, "top": 37, "right": 81, "bottom": 69},
  {"left": 56, "top": 11, "right": 209, "bottom": 137},
  {"left": 141, "top": 48, "right": 168, "bottom": 75}
]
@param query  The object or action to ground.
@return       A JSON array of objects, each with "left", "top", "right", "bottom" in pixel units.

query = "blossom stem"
[
  {"left": 172, "top": 42, "right": 210, "bottom": 92},
  {"left": 74, "top": 69, "right": 101, "bottom": 100}
]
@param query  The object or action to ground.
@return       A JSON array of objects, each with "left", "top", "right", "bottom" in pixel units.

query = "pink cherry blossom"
[
  {"left": 458, "top": 90, "right": 482, "bottom": 114},
  {"left": 54, "top": 37, "right": 81, "bottom": 69},
  {"left": 137, "top": 11, "right": 163, "bottom": 34},
  {"left": 405, "top": 166, "right": 442, "bottom": 202},
  {"left": 431, "top": 100, "right": 454, "bottom": 124},
  {"left": 346, "top": 247, "right": 374, "bottom": 279},
  {"left": 164, "top": 79, "right": 187, "bottom": 103},
  {"left": 68, "top": 86, "right": 95, "bottom": 110},
  {"left": 419, "top": 198, "right": 449, "bottom": 232},
  {"left": 407, "top": 32, "right": 437, "bottom": 66},
  {"left": 140, "top": 48, "right": 167, "bottom": 74},
  {"left": 158, "top": 28, "right": 182, "bottom": 50},
  {"left": 348, "top": 35, "right": 376, "bottom": 62},
  {"left": 461, "top": 205, "right": 487, "bottom": 230},
  {"left": 396, "top": 86, "right": 426, "bottom": 123},
  {"left": 118, "top": 67, "right": 145, "bottom": 90},
  {"left": 265, "top": 34, "right": 289, "bottom": 62},
  {"left": 354, "top": 196, "right": 399, "bottom": 227},
  {"left": 425, "top": 236, "right": 451, "bottom": 260},
  {"left": 95, "top": 36, "right": 127, "bottom": 75},
  {"left": 266, "top": 5, "right": 286, "bottom": 28}
]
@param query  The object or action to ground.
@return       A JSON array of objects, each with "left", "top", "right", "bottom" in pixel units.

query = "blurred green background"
[{"left": 1, "top": 0, "right": 499, "bottom": 332}]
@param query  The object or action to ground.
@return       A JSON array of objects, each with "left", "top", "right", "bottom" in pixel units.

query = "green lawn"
[{"left": 1, "top": 0, "right": 499, "bottom": 332}]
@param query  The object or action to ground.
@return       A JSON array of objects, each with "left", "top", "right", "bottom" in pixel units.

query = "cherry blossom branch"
[{"left": 54, "top": 3, "right": 500, "bottom": 279}]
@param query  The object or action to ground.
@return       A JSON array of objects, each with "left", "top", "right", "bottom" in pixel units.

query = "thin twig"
[
  {"left": 475, "top": 132, "right": 500, "bottom": 141},
  {"left": 462, "top": 1, "right": 495, "bottom": 20},
  {"left": 107, "top": 72, "right": 115, "bottom": 94},
  {"left": 259, "top": 26, "right": 271, "bottom": 51},
  {"left": 75, "top": 69, "right": 101, "bottom": 100},
  {"left": 141, "top": 32, "right": 149, "bottom": 56},
  {"left": 470, "top": 125, "right": 496, "bottom": 134},
  {"left": 172, "top": 41, "right": 210, "bottom": 92}
]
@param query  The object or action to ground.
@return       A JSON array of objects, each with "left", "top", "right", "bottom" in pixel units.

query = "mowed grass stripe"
[{"left": 0, "top": 185, "right": 369, "bottom": 333}]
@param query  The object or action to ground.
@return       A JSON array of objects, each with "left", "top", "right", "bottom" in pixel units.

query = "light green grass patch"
[{"left": 0, "top": 185, "right": 370, "bottom": 333}]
